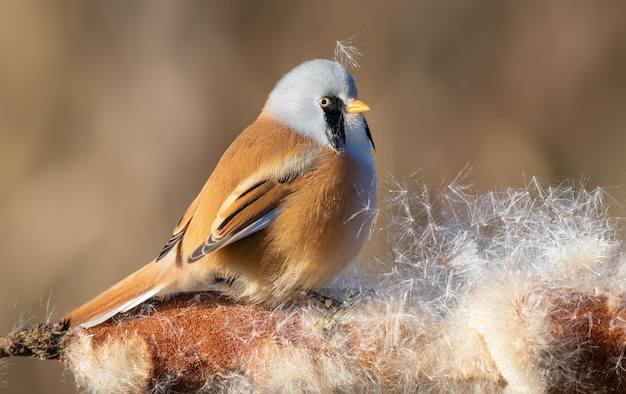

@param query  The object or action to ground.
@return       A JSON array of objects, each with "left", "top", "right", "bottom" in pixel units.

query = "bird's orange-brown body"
[{"left": 65, "top": 59, "right": 376, "bottom": 328}]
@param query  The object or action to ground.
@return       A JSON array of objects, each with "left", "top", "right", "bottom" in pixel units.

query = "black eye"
[{"left": 319, "top": 97, "right": 330, "bottom": 107}]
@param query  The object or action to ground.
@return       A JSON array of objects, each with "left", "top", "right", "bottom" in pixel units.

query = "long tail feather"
[{"left": 65, "top": 259, "right": 171, "bottom": 329}]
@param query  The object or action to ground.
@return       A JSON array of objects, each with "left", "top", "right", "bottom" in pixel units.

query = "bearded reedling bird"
[{"left": 65, "top": 59, "right": 377, "bottom": 329}]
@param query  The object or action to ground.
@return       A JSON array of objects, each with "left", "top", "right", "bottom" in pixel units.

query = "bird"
[{"left": 65, "top": 59, "right": 377, "bottom": 329}]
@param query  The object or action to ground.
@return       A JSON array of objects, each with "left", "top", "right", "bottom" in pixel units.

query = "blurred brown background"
[{"left": 1, "top": 1, "right": 625, "bottom": 392}]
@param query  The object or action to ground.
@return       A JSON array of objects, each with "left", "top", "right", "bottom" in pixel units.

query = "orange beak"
[{"left": 346, "top": 99, "right": 370, "bottom": 114}]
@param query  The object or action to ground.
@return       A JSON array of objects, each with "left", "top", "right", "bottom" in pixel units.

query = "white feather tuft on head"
[{"left": 334, "top": 34, "right": 364, "bottom": 69}]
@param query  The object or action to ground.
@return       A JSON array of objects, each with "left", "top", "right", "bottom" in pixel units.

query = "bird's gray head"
[{"left": 265, "top": 59, "right": 374, "bottom": 153}]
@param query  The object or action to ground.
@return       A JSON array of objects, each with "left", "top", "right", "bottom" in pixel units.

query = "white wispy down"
[
  {"left": 63, "top": 176, "right": 626, "bottom": 393},
  {"left": 334, "top": 34, "right": 364, "bottom": 69}
]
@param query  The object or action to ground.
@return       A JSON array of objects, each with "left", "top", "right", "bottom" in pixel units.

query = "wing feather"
[
  {"left": 158, "top": 140, "right": 323, "bottom": 264},
  {"left": 187, "top": 178, "right": 295, "bottom": 263}
]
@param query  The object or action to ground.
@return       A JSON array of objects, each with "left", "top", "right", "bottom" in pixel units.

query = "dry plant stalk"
[{"left": 2, "top": 177, "right": 626, "bottom": 393}]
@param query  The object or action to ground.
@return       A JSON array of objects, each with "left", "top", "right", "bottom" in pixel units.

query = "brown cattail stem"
[{"left": 2, "top": 288, "right": 626, "bottom": 393}]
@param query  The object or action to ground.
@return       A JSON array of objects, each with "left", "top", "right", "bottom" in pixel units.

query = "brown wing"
[
  {"left": 158, "top": 117, "right": 324, "bottom": 265},
  {"left": 187, "top": 174, "right": 297, "bottom": 263}
]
